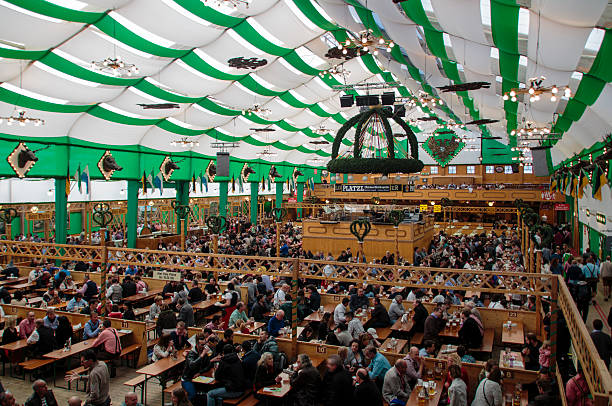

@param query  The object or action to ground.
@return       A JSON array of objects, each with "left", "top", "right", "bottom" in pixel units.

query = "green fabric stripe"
[
  {"left": 5, "top": 0, "right": 104, "bottom": 24},
  {"left": 0, "top": 87, "right": 91, "bottom": 113},
  {"left": 94, "top": 15, "right": 189, "bottom": 59},
  {"left": 291, "top": 0, "right": 337, "bottom": 31},
  {"left": 552, "top": 29, "right": 611, "bottom": 142}
]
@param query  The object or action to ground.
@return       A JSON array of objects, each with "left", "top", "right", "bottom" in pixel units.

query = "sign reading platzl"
[
  {"left": 554, "top": 203, "right": 570, "bottom": 211},
  {"left": 541, "top": 191, "right": 556, "bottom": 200},
  {"left": 153, "top": 270, "right": 181, "bottom": 281},
  {"left": 334, "top": 184, "right": 400, "bottom": 192}
]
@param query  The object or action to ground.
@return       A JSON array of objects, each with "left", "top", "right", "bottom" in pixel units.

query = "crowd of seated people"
[{"left": 0, "top": 215, "right": 598, "bottom": 406}]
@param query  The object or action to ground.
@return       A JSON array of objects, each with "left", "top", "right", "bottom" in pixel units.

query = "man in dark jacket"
[
  {"left": 289, "top": 354, "right": 321, "bottom": 406},
  {"left": 121, "top": 276, "right": 137, "bottom": 298},
  {"left": 591, "top": 319, "right": 612, "bottom": 368},
  {"left": 408, "top": 299, "right": 428, "bottom": 336},
  {"left": 306, "top": 285, "right": 321, "bottom": 313},
  {"left": 322, "top": 355, "right": 353, "bottom": 405},
  {"left": 354, "top": 368, "right": 383, "bottom": 406},
  {"left": 181, "top": 334, "right": 214, "bottom": 401},
  {"left": 250, "top": 295, "right": 269, "bottom": 323},
  {"left": 423, "top": 306, "right": 446, "bottom": 344},
  {"left": 240, "top": 341, "right": 260, "bottom": 385},
  {"left": 26, "top": 319, "right": 55, "bottom": 357},
  {"left": 370, "top": 297, "right": 391, "bottom": 327},
  {"left": 207, "top": 344, "right": 247, "bottom": 406},
  {"left": 349, "top": 288, "right": 370, "bottom": 311},
  {"left": 25, "top": 379, "right": 58, "bottom": 406},
  {"left": 458, "top": 309, "right": 483, "bottom": 348}
]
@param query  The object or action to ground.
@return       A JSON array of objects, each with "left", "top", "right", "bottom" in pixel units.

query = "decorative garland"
[{"left": 328, "top": 107, "right": 423, "bottom": 174}]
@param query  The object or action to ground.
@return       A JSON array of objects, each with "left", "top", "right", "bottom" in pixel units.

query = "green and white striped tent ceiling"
[{"left": 0, "top": 0, "right": 610, "bottom": 180}]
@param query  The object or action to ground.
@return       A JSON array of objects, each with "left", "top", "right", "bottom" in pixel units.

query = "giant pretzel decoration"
[
  {"left": 171, "top": 200, "right": 191, "bottom": 220},
  {"left": 92, "top": 203, "right": 113, "bottom": 228}
]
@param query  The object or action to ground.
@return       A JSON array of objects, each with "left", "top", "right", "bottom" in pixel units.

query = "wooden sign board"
[
  {"left": 26, "top": 212, "right": 52, "bottom": 221},
  {"left": 153, "top": 270, "right": 181, "bottom": 282},
  {"left": 111, "top": 208, "right": 128, "bottom": 215}
]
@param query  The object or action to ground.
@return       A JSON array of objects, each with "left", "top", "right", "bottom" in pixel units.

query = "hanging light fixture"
[
  {"left": 0, "top": 110, "right": 44, "bottom": 127},
  {"left": 170, "top": 137, "right": 199, "bottom": 148},
  {"left": 242, "top": 104, "right": 271, "bottom": 118},
  {"left": 397, "top": 91, "right": 443, "bottom": 109},
  {"left": 510, "top": 121, "right": 553, "bottom": 137},
  {"left": 202, "top": 0, "right": 250, "bottom": 8},
  {"left": 332, "top": 29, "right": 395, "bottom": 57},
  {"left": 91, "top": 57, "right": 139, "bottom": 77},
  {"left": 318, "top": 64, "right": 350, "bottom": 80},
  {"left": 256, "top": 148, "right": 278, "bottom": 158},
  {"left": 502, "top": 76, "right": 571, "bottom": 103}
]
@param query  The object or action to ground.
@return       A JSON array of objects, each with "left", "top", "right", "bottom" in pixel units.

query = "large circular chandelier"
[
  {"left": 335, "top": 29, "right": 395, "bottom": 57},
  {"left": 0, "top": 110, "right": 44, "bottom": 126},
  {"left": 91, "top": 57, "right": 139, "bottom": 77},
  {"left": 502, "top": 76, "right": 571, "bottom": 103}
]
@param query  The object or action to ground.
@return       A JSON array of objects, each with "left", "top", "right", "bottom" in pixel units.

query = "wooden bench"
[
  {"left": 18, "top": 358, "right": 55, "bottom": 381},
  {"left": 235, "top": 394, "right": 258, "bottom": 406},
  {"left": 120, "top": 343, "right": 142, "bottom": 368},
  {"left": 410, "top": 332, "right": 424, "bottom": 346},
  {"left": 162, "top": 381, "right": 183, "bottom": 405},
  {"left": 375, "top": 327, "right": 392, "bottom": 340},
  {"left": 123, "top": 375, "right": 146, "bottom": 401},
  {"left": 473, "top": 328, "right": 494, "bottom": 354},
  {"left": 222, "top": 389, "right": 252, "bottom": 405}
]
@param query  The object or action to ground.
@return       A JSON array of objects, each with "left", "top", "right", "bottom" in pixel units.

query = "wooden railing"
[{"left": 0, "top": 239, "right": 610, "bottom": 402}]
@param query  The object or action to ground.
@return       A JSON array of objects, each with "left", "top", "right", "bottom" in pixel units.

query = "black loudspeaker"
[
  {"left": 356, "top": 95, "right": 368, "bottom": 106},
  {"left": 216, "top": 152, "right": 230, "bottom": 177},
  {"left": 381, "top": 92, "right": 395, "bottom": 105},
  {"left": 511, "top": 163, "right": 519, "bottom": 173},
  {"left": 340, "top": 95, "right": 354, "bottom": 107},
  {"left": 394, "top": 104, "right": 406, "bottom": 117},
  {"left": 368, "top": 95, "right": 380, "bottom": 105}
]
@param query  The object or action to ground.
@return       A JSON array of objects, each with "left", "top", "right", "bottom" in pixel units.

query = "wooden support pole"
[
  {"left": 276, "top": 222, "right": 281, "bottom": 257},
  {"left": 99, "top": 228, "right": 108, "bottom": 317},
  {"left": 291, "top": 257, "right": 299, "bottom": 360},
  {"left": 549, "top": 276, "right": 559, "bottom": 368},
  {"left": 180, "top": 219, "right": 186, "bottom": 251}
]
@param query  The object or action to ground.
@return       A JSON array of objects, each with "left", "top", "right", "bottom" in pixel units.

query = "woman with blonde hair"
[
  {"left": 337, "top": 346, "right": 349, "bottom": 366},
  {"left": 442, "top": 352, "right": 470, "bottom": 402},
  {"left": 254, "top": 352, "right": 278, "bottom": 391}
]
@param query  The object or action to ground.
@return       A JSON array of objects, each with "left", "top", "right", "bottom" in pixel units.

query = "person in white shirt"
[
  {"left": 28, "top": 268, "right": 41, "bottom": 283},
  {"left": 334, "top": 298, "right": 349, "bottom": 325},
  {"left": 273, "top": 284, "right": 290, "bottom": 307},
  {"left": 346, "top": 311, "right": 365, "bottom": 339}
]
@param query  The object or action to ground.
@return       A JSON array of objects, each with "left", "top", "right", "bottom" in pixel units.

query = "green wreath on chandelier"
[{"left": 327, "top": 107, "right": 424, "bottom": 174}]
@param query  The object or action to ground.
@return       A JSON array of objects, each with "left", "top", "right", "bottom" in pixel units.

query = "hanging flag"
[
  {"left": 73, "top": 165, "right": 81, "bottom": 193},
  {"left": 267, "top": 176, "right": 271, "bottom": 191},
  {"left": 66, "top": 176, "right": 71, "bottom": 197},
  {"left": 231, "top": 175, "right": 236, "bottom": 193},
  {"left": 578, "top": 169, "right": 589, "bottom": 199},
  {"left": 198, "top": 173, "right": 203, "bottom": 193},
  {"left": 203, "top": 174, "right": 208, "bottom": 192},
  {"left": 192, "top": 174, "right": 196, "bottom": 192},
  {"left": 147, "top": 171, "right": 155, "bottom": 194},
  {"left": 592, "top": 165, "right": 606, "bottom": 201},
  {"left": 154, "top": 171, "right": 164, "bottom": 195},
  {"left": 261, "top": 175, "right": 265, "bottom": 191},
  {"left": 238, "top": 174, "right": 243, "bottom": 193},
  {"left": 550, "top": 175, "right": 557, "bottom": 192},
  {"left": 80, "top": 165, "right": 90, "bottom": 194},
  {"left": 608, "top": 160, "right": 612, "bottom": 189}
]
